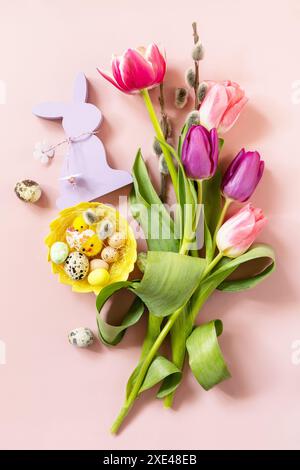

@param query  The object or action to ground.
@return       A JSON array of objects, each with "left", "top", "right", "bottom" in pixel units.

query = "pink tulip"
[
  {"left": 97, "top": 44, "right": 166, "bottom": 93},
  {"left": 216, "top": 204, "right": 267, "bottom": 258},
  {"left": 199, "top": 80, "right": 248, "bottom": 134}
]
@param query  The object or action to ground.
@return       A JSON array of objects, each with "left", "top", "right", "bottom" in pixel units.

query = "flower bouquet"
[{"left": 47, "top": 23, "right": 275, "bottom": 435}]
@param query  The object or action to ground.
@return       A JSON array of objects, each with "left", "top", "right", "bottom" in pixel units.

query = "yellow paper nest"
[{"left": 45, "top": 202, "right": 137, "bottom": 295}]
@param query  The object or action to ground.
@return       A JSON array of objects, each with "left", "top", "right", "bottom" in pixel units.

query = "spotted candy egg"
[
  {"left": 68, "top": 327, "right": 94, "bottom": 348},
  {"left": 64, "top": 252, "right": 89, "bottom": 280}
]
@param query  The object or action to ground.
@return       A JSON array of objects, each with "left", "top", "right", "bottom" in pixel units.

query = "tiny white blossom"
[{"left": 33, "top": 140, "right": 54, "bottom": 165}]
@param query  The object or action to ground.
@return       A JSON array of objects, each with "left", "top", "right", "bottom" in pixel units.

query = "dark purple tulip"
[
  {"left": 181, "top": 125, "right": 219, "bottom": 180},
  {"left": 222, "top": 149, "right": 264, "bottom": 202}
]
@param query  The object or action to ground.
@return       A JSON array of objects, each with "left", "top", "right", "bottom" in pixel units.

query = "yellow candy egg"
[
  {"left": 87, "top": 268, "right": 110, "bottom": 286},
  {"left": 80, "top": 234, "right": 103, "bottom": 257},
  {"left": 90, "top": 259, "right": 109, "bottom": 271},
  {"left": 108, "top": 231, "right": 126, "bottom": 248},
  {"left": 73, "top": 215, "right": 89, "bottom": 232}
]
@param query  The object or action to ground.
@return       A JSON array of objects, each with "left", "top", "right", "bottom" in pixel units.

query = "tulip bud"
[
  {"left": 192, "top": 42, "right": 204, "bottom": 61},
  {"left": 222, "top": 149, "right": 264, "bottom": 202},
  {"left": 97, "top": 43, "right": 166, "bottom": 93},
  {"left": 197, "top": 82, "right": 208, "bottom": 103},
  {"left": 181, "top": 125, "right": 219, "bottom": 180},
  {"left": 175, "top": 87, "right": 188, "bottom": 109},
  {"left": 185, "top": 110, "right": 200, "bottom": 128},
  {"left": 153, "top": 138, "right": 162, "bottom": 156},
  {"left": 137, "top": 252, "right": 147, "bottom": 272},
  {"left": 199, "top": 80, "right": 248, "bottom": 134},
  {"left": 216, "top": 204, "right": 267, "bottom": 258},
  {"left": 158, "top": 155, "right": 169, "bottom": 175},
  {"left": 185, "top": 68, "right": 196, "bottom": 88}
]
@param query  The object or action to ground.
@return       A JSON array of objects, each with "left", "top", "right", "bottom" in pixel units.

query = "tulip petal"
[
  {"left": 111, "top": 56, "right": 132, "bottom": 92},
  {"left": 96, "top": 67, "right": 128, "bottom": 92},
  {"left": 221, "top": 149, "right": 245, "bottom": 189},
  {"left": 222, "top": 151, "right": 264, "bottom": 202},
  {"left": 119, "top": 48, "right": 156, "bottom": 91},
  {"left": 209, "top": 128, "right": 219, "bottom": 176},
  {"left": 216, "top": 204, "right": 267, "bottom": 258},
  {"left": 219, "top": 96, "right": 248, "bottom": 133},
  {"left": 146, "top": 43, "right": 166, "bottom": 83},
  {"left": 200, "top": 84, "right": 229, "bottom": 130}
]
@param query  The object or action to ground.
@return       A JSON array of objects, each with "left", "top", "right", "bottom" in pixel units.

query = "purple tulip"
[
  {"left": 222, "top": 149, "right": 264, "bottom": 202},
  {"left": 181, "top": 125, "right": 219, "bottom": 180}
]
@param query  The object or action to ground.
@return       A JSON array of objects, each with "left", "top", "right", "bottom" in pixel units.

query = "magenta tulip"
[
  {"left": 181, "top": 125, "right": 219, "bottom": 180},
  {"left": 199, "top": 80, "right": 248, "bottom": 134},
  {"left": 216, "top": 204, "right": 267, "bottom": 258},
  {"left": 222, "top": 149, "right": 264, "bottom": 202},
  {"left": 97, "top": 44, "right": 166, "bottom": 93}
]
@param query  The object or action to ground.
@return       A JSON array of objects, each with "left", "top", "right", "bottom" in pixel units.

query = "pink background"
[{"left": 0, "top": 0, "right": 299, "bottom": 450}]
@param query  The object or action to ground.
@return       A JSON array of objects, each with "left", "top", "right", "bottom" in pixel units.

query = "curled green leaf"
[
  {"left": 139, "top": 356, "right": 182, "bottom": 396},
  {"left": 133, "top": 251, "right": 206, "bottom": 317},
  {"left": 186, "top": 320, "right": 230, "bottom": 390},
  {"left": 96, "top": 281, "right": 144, "bottom": 346},
  {"left": 216, "top": 244, "right": 275, "bottom": 292}
]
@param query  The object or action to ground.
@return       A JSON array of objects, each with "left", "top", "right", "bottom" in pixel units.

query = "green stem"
[
  {"left": 111, "top": 307, "right": 183, "bottom": 434},
  {"left": 210, "top": 198, "right": 232, "bottom": 258},
  {"left": 201, "top": 251, "right": 223, "bottom": 279},
  {"left": 140, "top": 89, "right": 178, "bottom": 197},
  {"left": 197, "top": 179, "right": 202, "bottom": 206},
  {"left": 163, "top": 249, "right": 223, "bottom": 408}
]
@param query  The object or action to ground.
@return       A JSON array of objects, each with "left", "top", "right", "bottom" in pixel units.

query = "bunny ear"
[
  {"left": 32, "top": 102, "right": 66, "bottom": 120},
  {"left": 73, "top": 72, "right": 88, "bottom": 103}
]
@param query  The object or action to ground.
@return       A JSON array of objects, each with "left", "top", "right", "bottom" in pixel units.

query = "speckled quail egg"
[
  {"left": 64, "top": 252, "right": 89, "bottom": 280},
  {"left": 96, "top": 219, "right": 115, "bottom": 240},
  {"left": 14, "top": 179, "right": 42, "bottom": 203},
  {"left": 68, "top": 327, "right": 94, "bottom": 348},
  {"left": 101, "top": 246, "right": 119, "bottom": 263},
  {"left": 108, "top": 231, "right": 126, "bottom": 248}
]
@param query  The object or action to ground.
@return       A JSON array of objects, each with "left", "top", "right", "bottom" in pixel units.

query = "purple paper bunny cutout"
[{"left": 33, "top": 72, "right": 132, "bottom": 209}]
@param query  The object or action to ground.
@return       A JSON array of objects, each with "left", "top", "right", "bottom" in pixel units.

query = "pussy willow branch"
[
  {"left": 192, "top": 22, "right": 200, "bottom": 110},
  {"left": 158, "top": 82, "right": 168, "bottom": 202},
  {"left": 141, "top": 89, "right": 178, "bottom": 198}
]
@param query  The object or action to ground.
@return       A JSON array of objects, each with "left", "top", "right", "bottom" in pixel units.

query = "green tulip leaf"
[
  {"left": 126, "top": 313, "right": 163, "bottom": 399},
  {"left": 96, "top": 251, "right": 206, "bottom": 345},
  {"left": 133, "top": 251, "right": 206, "bottom": 317},
  {"left": 204, "top": 216, "right": 213, "bottom": 261},
  {"left": 202, "top": 168, "right": 222, "bottom": 234},
  {"left": 216, "top": 244, "right": 276, "bottom": 292},
  {"left": 158, "top": 305, "right": 190, "bottom": 397},
  {"left": 186, "top": 320, "right": 231, "bottom": 390},
  {"left": 189, "top": 244, "right": 275, "bottom": 324},
  {"left": 96, "top": 281, "right": 144, "bottom": 346},
  {"left": 130, "top": 149, "right": 179, "bottom": 252},
  {"left": 176, "top": 165, "right": 198, "bottom": 249},
  {"left": 139, "top": 356, "right": 182, "bottom": 396}
]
